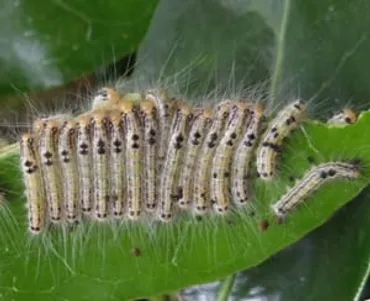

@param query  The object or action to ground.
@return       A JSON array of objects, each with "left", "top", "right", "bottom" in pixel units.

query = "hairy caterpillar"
[
  {"left": 159, "top": 101, "right": 193, "bottom": 221},
  {"left": 37, "top": 118, "right": 63, "bottom": 223},
  {"left": 18, "top": 87, "right": 362, "bottom": 234},
  {"left": 256, "top": 100, "right": 306, "bottom": 180},
  {"left": 119, "top": 99, "right": 143, "bottom": 220},
  {"left": 59, "top": 119, "right": 80, "bottom": 223},
  {"left": 178, "top": 107, "right": 213, "bottom": 209},
  {"left": 272, "top": 161, "right": 361, "bottom": 218},
  {"left": 20, "top": 134, "right": 46, "bottom": 234},
  {"left": 231, "top": 104, "right": 265, "bottom": 205},
  {"left": 327, "top": 108, "right": 358, "bottom": 126},
  {"left": 210, "top": 102, "right": 250, "bottom": 214}
]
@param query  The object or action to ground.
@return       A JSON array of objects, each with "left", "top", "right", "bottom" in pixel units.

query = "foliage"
[{"left": 1, "top": 0, "right": 370, "bottom": 300}]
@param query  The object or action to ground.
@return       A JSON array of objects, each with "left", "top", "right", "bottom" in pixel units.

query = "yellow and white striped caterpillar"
[
  {"left": 272, "top": 161, "right": 361, "bottom": 218},
  {"left": 232, "top": 104, "right": 265, "bottom": 205},
  {"left": 20, "top": 134, "right": 46, "bottom": 234},
  {"left": 159, "top": 101, "right": 193, "bottom": 221},
  {"left": 59, "top": 119, "right": 80, "bottom": 223},
  {"left": 256, "top": 100, "right": 306, "bottom": 180},
  {"left": 210, "top": 102, "right": 250, "bottom": 214},
  {"left": 37, "top": 119, "right": 63, "bottom": 223},
  {"left": 108, "top": 110, "right": 126, "bottom": 217},
  {"left": 178, "top": 107, "right": 213, "bottom": 209},
  {"left": 119, "top": 98, "right": 143, "bottom": 220},
  {"left": 91, "top": 110, "right": 111, "bottom": 221},
  {"left": 140, "top": 100, "right": 158, "bottom": 212},
  {"left": 18, "top": 87, "right": 362, "bottom": 234},
  {"left": 193, "top": 101, "right": 232, "bottom": 215}
]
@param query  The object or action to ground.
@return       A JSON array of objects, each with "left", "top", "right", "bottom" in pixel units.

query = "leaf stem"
[
  {"left": 269, "top": 0, "right": 291, "bottom": 103},
  {"left": 217, "top": 273, "right": 237, "bottom": 301}
]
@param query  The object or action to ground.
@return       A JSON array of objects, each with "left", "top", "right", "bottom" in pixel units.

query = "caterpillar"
[
  {"left": 37, "top": 118, "right": 63, "bottom": 223},
  {"left": 91, "top": 109, "right": 111, "bottom": 221},
  {"left": 327, "top": 108, "right": 358, "bottom": 126},
  {"left": 59, "top": 119, "right": 80, "bottom": 223},
  {"left": 18, "top": 87, "right": 362, "bottom": 234},
  {"left": 210, "top": 102, "right": 250, "bottom": 214},
  {"left": 271, "top": 161, "right": 361, "bottom": 218},
  {"left": 140, "top": 100, "right": 158, "bottom": 212},
  {"left": 178, "top": 107, "right": 213, "bottom": 209},
  {"left": 231, "top": 104, "right": 265, "bottom": 205},
  {"left": 193, "top": 101, "right": 231, "bottom": 215},
  {"left": 20, "top": 134, "right": 46, "bottom": 234},
  {"left": 76, "top": 115, "right": 93, "bottom": 215},
  {"left": 159, "top": 101, "right": 194, "bottom": 221},
  {"left": 109, "top": 109, "right": 126, "bottom": 217},
  {"left": 256, "top": 100, "right": 306, "bottom": 180},
  {"left": 119, "top": 98, "right": 143, "bottom": 220}
]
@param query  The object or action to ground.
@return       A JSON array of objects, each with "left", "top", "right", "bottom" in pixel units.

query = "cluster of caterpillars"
[{"left": 19, "top": 87, "right": 361, "bottom": 234}]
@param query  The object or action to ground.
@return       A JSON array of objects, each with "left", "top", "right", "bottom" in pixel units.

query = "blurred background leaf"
[
  {"left": 0, "top": 0, "right": 158, "bottom": 95},
  {"left": 0, "top": 0, "right": 154, "bottom": 139}
]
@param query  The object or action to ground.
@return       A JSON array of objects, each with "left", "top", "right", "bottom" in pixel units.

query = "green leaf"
[
  {"left": 2, "top": 0, "right": 370, "bottom": 300},
  {"left": 0, "top": 0, "right": 158, "bottom": 95},
  {"left": 0, "top": 111, "right": 369, "bottom": 300}
]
